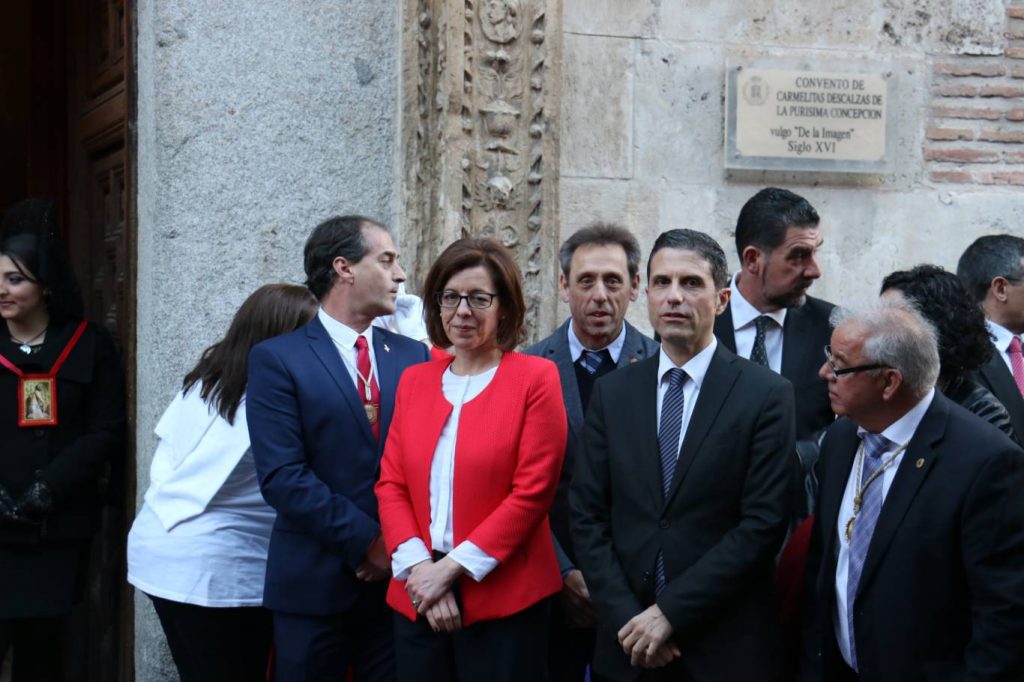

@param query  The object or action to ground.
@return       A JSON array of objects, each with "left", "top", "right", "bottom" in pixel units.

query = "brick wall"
[{"left": 927, "top": 3, "right": 1024, "bottom": 185}]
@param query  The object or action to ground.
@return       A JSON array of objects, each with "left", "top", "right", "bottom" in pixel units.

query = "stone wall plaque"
[{"left": 726, "top": 59, "right": 892, "bottom": 173}]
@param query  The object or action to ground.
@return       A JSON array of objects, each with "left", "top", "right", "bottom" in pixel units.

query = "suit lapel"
[
  {"left": 857, "top": 396, "right": 948, "bottom": 597},
  {"left": 307, "top": 317, "right": 375, "bottom": 445},
  {"left": 619, "top": 322, "right": 655, "bottom": 367},
  {"left": 781, "top": 303, "right": 813, "bottom": 383},
  {"left": 664, "top": 346, "right": 740, "bottom": 506},
  {"left": 626, "top": 356, "right": 664, "bottom": 505},
  {"left": 550, "top": 321, "right": 585, "bottom": 435},
  {"left": 713, "top": 303, "right": 738, "bottom": 352},
  {"left": 819, "top": 424, "right": 859, "bottom": 577}
]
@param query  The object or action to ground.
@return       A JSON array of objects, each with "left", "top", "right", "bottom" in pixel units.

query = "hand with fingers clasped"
[
  {"left": 406, "top": 556, "right": 464, "bottom": 614},
  {"left": 618, "top": 604, "right": 681, "bottom": 669},
  {"left": 424, "top": 590, "right": 463, "bottom": 633}
]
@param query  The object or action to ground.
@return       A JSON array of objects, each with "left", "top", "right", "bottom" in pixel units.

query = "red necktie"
[
  {"left": 354, "top": 336, "right": 381, "bottom": 440},
  {"left": 1010, "top": 336, "right": 1024, "bottom": 399}
]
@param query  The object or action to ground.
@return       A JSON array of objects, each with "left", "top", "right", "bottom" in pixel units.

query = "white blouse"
[
  {"left": 127, "top": 386, "right": 275, "bottom": 607},
  {"left": 390, "top": 365, "right": 500, "bottom": 582}
]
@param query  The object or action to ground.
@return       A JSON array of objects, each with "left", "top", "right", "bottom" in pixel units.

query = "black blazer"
[
  {"left": 0, "top": 320, "right": 125, "bottom": 544},
  {"left": 525, "top": 319, "right": 659, "bottom": 565},
  {"left": 714, "top": 294, "right": 834, "bottom": 441},
  {"left": 571, "top": 344, "right": 795, "bottom": 682},
  {"left": 801, "top": 393, "right": 1024, "bottom": 681},
  {"left": 977, "top": 350, "right": 1024, "bottom": 445}
]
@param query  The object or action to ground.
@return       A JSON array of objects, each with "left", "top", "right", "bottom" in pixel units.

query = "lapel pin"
[
  {"left": 629, "top": 356, "right": 638, "bottom": 363},
  {"left": 384, "top": 343, "right": 390, "bottom": 352},
  {"left": 915, "top": 458, "right": 924, "bottom": 468}
]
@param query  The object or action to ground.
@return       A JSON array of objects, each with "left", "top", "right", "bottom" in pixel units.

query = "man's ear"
[
  {"left": 880, "top": 369, "right": 904, "bottom": 402},
  {"left": 741, "top": 245, "right": 764, "bottom": 275},
  {"left": 992, "top": 276, "right": 1012, "bottom": 303},
  {"left": 333, "top": 256, "right": 353, "bottom": 284},
  {"left": 559, "top": 272, "right": 570, "bottom": 304},
  {"left": 715, "top": 287, "right": 731, "bottom": 316},
  {"left": 629, "top": 273, "right": 641, "bottom": 302}
]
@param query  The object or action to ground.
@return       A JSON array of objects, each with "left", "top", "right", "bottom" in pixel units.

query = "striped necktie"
[
  {"left": 654, "top": 368, "right": 687, "bottom": 594},
  {"left": 846, "top": 431, "right": 892, "bottom": 671}
]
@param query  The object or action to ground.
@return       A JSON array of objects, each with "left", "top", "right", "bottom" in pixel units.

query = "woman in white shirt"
[{"left": 127, "top": 284, "right": 316, "bottom": 682}]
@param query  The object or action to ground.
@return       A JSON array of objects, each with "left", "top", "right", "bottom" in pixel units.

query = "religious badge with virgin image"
[
  {"left": 19, "top": 375, "right": 57, "bottom": 427},
  {"left": 0, "top": 320, "right": 87, "bottom": 428}
]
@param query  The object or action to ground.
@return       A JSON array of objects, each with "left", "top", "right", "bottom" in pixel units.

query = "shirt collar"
[
  {"left": 567, "top": 319, "right": 627, "bottom": 364},
  {"left": 318, "top": 307, "right": 373, "bottom": 350},
  {"left": 986, "top": 319, "right": 1016, "bottom": 353},
  {"left": 729, "top": 272, "right": 787, "bottom": 331},
  {"left": 856, "top": 387, "right": 936, "bottom": 448},
  {"left": 657, "top": 337, "right": 718, "bottom": 390}
]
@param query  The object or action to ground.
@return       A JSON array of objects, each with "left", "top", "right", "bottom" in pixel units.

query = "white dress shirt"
[
  {"left": 833, "top": 388, "right": 935, "bottom": 666},
  {"left": 318, "top": 307, "right": 379, "bottom": 391},
  {"left": 390, "top": 366, "right": 499, "bottom": 582},
  {"left": 655, "top": 337, "right": 718, "bottom": 461},
  {"left": 567, "top": 320, "right": 627, "bottom": 364},
  {"left": 729, "top": 272, "right": 787, "bottom": 373},
  {"left": 986, "top": 319, "right": 1019, "bottom": 375}
]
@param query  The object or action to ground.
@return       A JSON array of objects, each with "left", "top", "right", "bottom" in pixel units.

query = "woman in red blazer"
[{"left": 376, "top": 238, "right": 567, "bottom": 681}]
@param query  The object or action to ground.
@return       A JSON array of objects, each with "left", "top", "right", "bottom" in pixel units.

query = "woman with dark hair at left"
[
  {"left": 0, "top": 199, "right": 125, "bottom": 681},
  {"left": 128, "top": 283, "right": 317, "bottom": 682}
]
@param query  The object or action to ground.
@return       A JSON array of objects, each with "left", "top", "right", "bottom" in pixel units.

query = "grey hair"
[{"left": 829, "top": 298, "right": 940, "bottom": 399}]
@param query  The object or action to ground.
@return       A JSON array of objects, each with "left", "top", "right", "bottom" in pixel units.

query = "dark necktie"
[
  {"left": 580, "top": 349, "right": 610, "bottom": 375},
  {"left": 654, "top": 368, "right": 687, "bottom": 595},
  {"left": 846, "top": 431, "right": 892, "bottom": 671},
  {"left": 354, "top": 336, "right": 381, "bottom": 440},
  {"left": 750, "top": 315, "right": 771, "bottom": 367}
]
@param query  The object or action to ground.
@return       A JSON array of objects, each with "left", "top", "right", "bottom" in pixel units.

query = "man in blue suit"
[{"left": 248, "top": 215, "right": 430, "bottom": 681}]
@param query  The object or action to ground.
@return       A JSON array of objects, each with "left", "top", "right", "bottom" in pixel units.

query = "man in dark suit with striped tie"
[
  {"left": 800, "top": 300, "right": 1024, "bottom": 681},
  {"left": 571, "top": 229, "right": 795, "bottom": 681},
  {"left": 527, "top": 222, "right": 659, "bottom": 681}
]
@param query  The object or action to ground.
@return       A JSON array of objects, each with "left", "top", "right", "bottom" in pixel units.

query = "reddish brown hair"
[{"left": 423, "top": 238, "right": 526, "bottom": 351}]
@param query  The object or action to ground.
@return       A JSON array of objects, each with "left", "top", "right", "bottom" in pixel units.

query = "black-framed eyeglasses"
[
  {"left": 436, "top": 290, "right": 499, "bottom": 309},
  {"left": 823, "top": 345, "right": 889, "bottom": 378}
]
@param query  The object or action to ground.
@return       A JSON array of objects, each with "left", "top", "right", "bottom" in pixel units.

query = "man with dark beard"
[{"left": 714, "top": 188, "right": 835, "bottom": 448}]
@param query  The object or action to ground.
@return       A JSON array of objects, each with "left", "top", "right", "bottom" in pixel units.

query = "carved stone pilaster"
[{"left": 401, "top": 0, "right": 562, "bottom": 345}]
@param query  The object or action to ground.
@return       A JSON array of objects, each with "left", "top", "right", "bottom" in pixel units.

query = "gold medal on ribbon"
[{"left": 364, "top": 403, "right": 379, "bottom": 425}]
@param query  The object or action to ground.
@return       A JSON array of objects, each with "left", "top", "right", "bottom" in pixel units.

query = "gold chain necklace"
[{"left": 844, "top": 439, "right": 908, "bottom": 542}]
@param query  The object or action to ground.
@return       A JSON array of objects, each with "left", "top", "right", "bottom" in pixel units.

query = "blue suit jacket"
[{"left": 247, "top": 315, "right": 430, "bottom": 615}]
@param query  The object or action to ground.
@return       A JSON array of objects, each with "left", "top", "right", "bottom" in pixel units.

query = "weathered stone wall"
[
  {"left": 557, "top": 0, "right": 1024, "bottom": 333},
  {"left": 134, "top": 1, "right": 400, "bottom": 677}
]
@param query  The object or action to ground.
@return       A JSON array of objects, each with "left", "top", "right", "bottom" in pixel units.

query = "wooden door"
[{"left": 65, "top": 0, "right": 136, "bottom": 679}]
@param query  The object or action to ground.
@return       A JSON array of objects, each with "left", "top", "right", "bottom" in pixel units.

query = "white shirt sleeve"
[
  {"left": 447, "top": 540, "right": 500, "bottom": 582},
  {"left": 392, "top": 537, "right": 433, "bottom": 580}
]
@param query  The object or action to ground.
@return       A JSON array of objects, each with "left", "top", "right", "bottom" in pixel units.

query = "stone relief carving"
[
  {"left": 481, "top": 0, "right": 522, "bottom": 44},
  {"left": 403, "top": 0, "right": 561, "bottom": 344}
]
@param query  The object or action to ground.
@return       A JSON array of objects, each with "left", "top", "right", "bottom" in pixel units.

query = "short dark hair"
[
  {"left": 303, "top": 215, "right": 387, "bottom": 300},
  {"left": 880, "top": 265, "right": 993, "bottom": 386},
  {"left": 185, "top": 284, "right": 317, "bottom": 424},
  {"left": 558, "top": 222, "right": 642, "bottom": 279},
  {"left": 734, "top": 187, "right": 819, "bottom": 257},
  {"left": 1, "top": 199, "right": 84, "bottom": 324},
  {"left": 423, "top": 238, "right": 526, "bottom": 351},
  {"left": 647, "top": 229, "right": 730, "bottom": 290},
  {"left": 956, "top": 234, "right": 1024, "bottom": 303}
]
